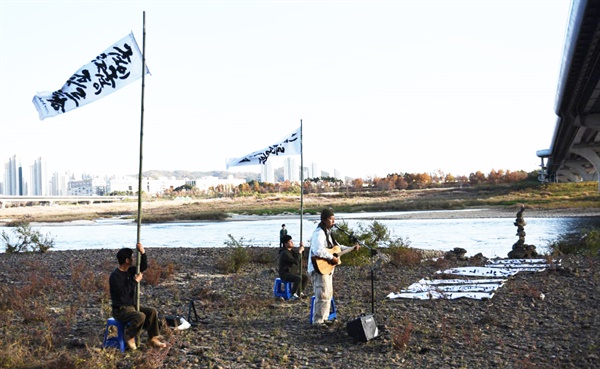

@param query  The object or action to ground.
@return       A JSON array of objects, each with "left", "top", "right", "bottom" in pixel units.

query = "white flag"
[
  {"left": 32, "top": 32, "right": 149, "bottom": 120},
  {"left": 226, "top": 127, "right": 301, "bottom": 169}
]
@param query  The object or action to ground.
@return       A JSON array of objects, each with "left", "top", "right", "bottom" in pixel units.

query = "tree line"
[{"left": 161, "top": 169, "right": 536, "bottom": 198}]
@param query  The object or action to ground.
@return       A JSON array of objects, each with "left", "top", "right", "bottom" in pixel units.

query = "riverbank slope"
[{"left": 1, "top": 182, "right": 600, "bottom": 224}]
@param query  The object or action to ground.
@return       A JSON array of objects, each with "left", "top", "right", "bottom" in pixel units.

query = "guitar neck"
[{"left": 335, "top": 246, "right": 355, "bottom": 257}]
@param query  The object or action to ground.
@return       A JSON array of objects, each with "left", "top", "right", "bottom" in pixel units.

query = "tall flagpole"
[
  {"left": 136, "top": 11, "right": 147, "bottom": 313},
  {"left": 299, "top": 119, "right": 304, "bottom": 293}
]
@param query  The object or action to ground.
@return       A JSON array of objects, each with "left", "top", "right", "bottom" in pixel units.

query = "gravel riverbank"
[{"left": 0, "top": 246, "right": 598, "bottom": 369}]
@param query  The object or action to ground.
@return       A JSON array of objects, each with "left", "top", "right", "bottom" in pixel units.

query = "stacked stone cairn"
[{"left": 507, "top": 205, "right": 538, "bottom": 259}]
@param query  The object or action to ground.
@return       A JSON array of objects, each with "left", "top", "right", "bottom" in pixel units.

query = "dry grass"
[{"left": 1, "top": 182, "right": 598, "bottom": 224}]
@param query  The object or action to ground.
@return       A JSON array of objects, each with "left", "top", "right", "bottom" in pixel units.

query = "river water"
[{"left": 1, "top": 210, "right": 599, "bottom": 258}]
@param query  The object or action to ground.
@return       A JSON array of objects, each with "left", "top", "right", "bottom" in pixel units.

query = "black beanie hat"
[{"left": 320, "top": 208, "right": 334, "bottom": 221}]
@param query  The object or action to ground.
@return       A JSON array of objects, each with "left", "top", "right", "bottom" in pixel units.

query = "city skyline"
[{"left": 0, "top": 154, "right": 341, "bottom": 196}]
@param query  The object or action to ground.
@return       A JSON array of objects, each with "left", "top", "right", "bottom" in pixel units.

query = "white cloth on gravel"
[{"left": 388, "top": 259, "right": 561, "bottom": 300}]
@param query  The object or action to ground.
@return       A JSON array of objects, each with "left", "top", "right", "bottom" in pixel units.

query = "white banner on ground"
[
  {"left": 417, "top": 278, "right": 506, "bottom": 285},
  {"left": 388, "top": 259, "right": 562, "bottom": 301},
  {"left": 403, "top": 282, "right": 505, "bottom": 293},
  {"left": 435, "top": 267, "right": 518, "bottom": 278},
  {"left": 386, "top": 291, "right": 496, "bottom": 300}
]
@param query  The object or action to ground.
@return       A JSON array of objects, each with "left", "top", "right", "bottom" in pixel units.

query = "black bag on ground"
[{"left": 161, "top": 315, "right": 182, "bottom": 327}]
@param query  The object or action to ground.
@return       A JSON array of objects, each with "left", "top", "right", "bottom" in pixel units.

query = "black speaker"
[{"left": 346, "top": 314, "right": 379, "bottom": 342}]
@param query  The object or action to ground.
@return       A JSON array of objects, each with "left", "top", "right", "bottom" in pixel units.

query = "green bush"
[
  {"left": 215, "top": 234, "right": 250, "bottom": 273},
  {"left": 333, "top": 220, "right": 411, "bottom": 266},
  {"left": 545, "top": 228, "right": 600, "bottom": 256},
  {"left": 1, "top": 221, "right": 54, "bottom": 253}
]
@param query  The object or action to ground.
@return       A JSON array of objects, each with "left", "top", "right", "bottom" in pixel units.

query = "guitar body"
[{"left": 312, "top": 246, "right": 354, "bottom": 275}]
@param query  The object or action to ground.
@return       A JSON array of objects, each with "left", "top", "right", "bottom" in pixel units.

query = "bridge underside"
[{"left": 538, "top": 0, "right": 600, "bottom": 189}]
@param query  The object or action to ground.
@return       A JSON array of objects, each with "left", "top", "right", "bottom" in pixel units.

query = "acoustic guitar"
[{"left": 311, "top": 246, "right": 357, "bottom": 275}]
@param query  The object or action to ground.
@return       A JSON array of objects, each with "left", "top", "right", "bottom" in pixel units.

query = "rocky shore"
[{"left": 0, "top": 246, "right": 598, "bottom": 369}]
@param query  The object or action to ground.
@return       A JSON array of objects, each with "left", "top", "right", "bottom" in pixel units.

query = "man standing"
[
  {"left": 109, "top": 242, "right": 166, "bottom": 350},
  {"left": 308, "top": 209, "right": 359, "bottom": 327},
  {"left": 279, "top": 224, "right": 288, "bottom": 248},
  {"left": 278, "top": 235, "right": 309, "bottom": 300}
]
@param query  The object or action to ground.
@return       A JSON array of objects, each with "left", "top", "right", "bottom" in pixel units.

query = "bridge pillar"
[{"left": 571, "top": 148, "right": 600, "bottom": 192}]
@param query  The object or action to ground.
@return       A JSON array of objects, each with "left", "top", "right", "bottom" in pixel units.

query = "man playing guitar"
[{"left": 307, "top": 208, "right": 360, "bottom": 328}]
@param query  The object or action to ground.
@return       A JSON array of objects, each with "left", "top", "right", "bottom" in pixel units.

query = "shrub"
[
  {"left": 333, "top": 221, "right": 412, "bottom": 267},
  {"left": 1, "top": 221, "right": 54, "bottom": 253},
  {"left": 388, "top": 245, "right": 422, "bottom": 267},
  {"left": 391, "top": 321, "right": 413, "bottom": 351},
  {"left": 545, "top": 228, "right": 600, "bottom": 256},
  {"left": 215, "top": 234, "right": 250, "bottom": 273}
]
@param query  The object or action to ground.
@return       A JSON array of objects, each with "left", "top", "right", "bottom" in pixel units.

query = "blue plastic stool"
[
  {"left": 273, "top": 278, "right": 293, "bottom": 300},
  {"left": 309, "top": 296, "right": 337, "bottom": 324},
  {"left": 102, "top": 317, "right": 129, "bottom": 352}
]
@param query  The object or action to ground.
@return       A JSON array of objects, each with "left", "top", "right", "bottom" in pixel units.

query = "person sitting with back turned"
[
  {"left": 308, "top": 208, "right": 360, "bottom": 327},
  {"left": 109, "top": 242, "right": 167, "bottom": 350},
  {"left": 278, "top": 235, "right": 309, "bottom": 300}
]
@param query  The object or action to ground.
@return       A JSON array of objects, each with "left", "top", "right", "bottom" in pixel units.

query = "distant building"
[
  {"left": 301, "top": 166, "right": 310, "bottom": 180},
  {"left": 4, "top": 155, "right": 23, "bottom": 195},
  {"left": 107, "top": 176, "right": 187, "bottom": 196},
  {"left": 334, "top": 169, "right": 343, "bottom": 181},
  {"left": 186, "top": 175, "right": 245, "bottom": 191},
  {"left": 284, "top": 157, "right": 300, "bottom": 182},
  {"left": 311, "top": 162, "right": 320, "bottom": 178},
  {"left": 260, "top": 161, "right": 275, "bottom": 183},
  {"left": 68, "top": 177, "right": 107, "bottom": 196},
  {"left": 30, "top": 157, "right": 49, "bottom": 196},
  {"left": 107, "top": 176, "right": 138, "bottom": 194},
  {"left": 51, "top": 171, "right": 71, "bottom": 196},
  {"left": 142, "top": 177, "right": 186, "bottom": 195}
]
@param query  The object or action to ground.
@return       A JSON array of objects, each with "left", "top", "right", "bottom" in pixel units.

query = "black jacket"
[{"left": 109, "top": 253, "right": 147, "bottom": 308}]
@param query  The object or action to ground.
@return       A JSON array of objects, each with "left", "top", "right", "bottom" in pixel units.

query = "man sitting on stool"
[
  {"left": 278, "top": 235, "right": 309, "bottom": 300},
  {"left": 109, "top": 242, "right": 166, "bottom": 350}
]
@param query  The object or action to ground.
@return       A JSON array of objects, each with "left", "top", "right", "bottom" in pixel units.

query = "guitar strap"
[{"left": 319, "top": 223, "right": 337, "bottom": 248}]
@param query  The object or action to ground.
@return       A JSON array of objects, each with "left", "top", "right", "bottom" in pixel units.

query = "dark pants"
[
  {"left": 112, "top": 305, "right": 160, "bottom": 340},
  {"left": 280, "top": 272, "right": 309, "bottom": 295}
]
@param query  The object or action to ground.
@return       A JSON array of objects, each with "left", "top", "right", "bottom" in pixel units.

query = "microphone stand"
[{"left": 334, "top": 224, "right": 377, "bottom": 316}]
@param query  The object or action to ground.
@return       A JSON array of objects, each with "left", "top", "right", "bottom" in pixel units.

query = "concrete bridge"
[
  {"left": 537, "top": 0, "right": 600, "bottom": 191},
  {"left": 0, "top": 196, "right": 130, "bottom": 209}
]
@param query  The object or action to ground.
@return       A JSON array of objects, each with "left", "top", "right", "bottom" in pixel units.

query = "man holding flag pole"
[
  {"left": 31, "top": 12, "right": 162, "bottom": 348},
  {"left": 227, "top": 123, "right": 306, "bottom": 294}
]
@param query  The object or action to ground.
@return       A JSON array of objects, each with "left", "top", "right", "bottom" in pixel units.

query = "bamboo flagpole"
[
  {"left": 135, "top": 11, "right": 147, "bottom": 313},
  {"left": 298, "top": 119, "right": 304, "bottom": 294}
]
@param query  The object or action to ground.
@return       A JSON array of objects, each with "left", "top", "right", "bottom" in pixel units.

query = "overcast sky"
[{"left": 0, "top": 0, "right": 572, "bottom": 179}]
